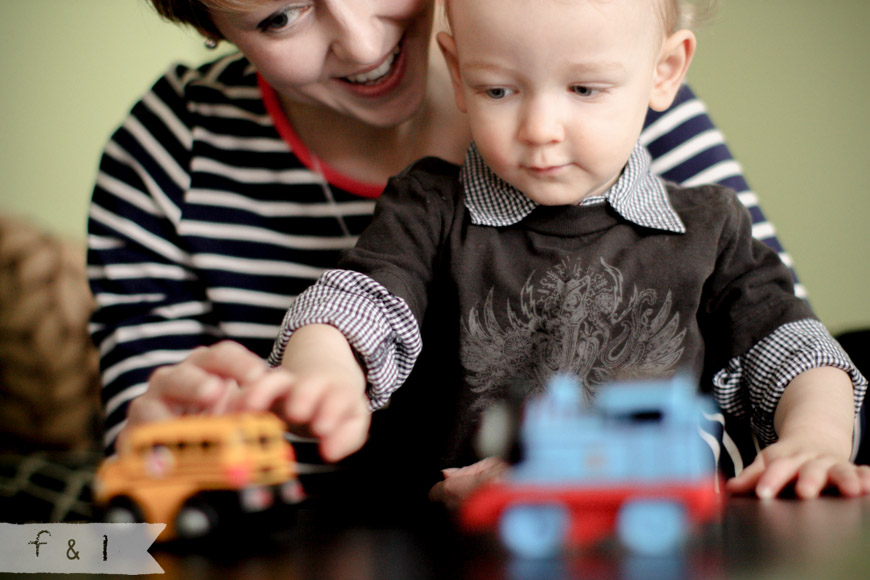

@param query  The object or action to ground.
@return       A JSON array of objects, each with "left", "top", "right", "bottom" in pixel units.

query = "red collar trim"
[{"left": 258, "top": 74, "right": 384, "bottom": 199}]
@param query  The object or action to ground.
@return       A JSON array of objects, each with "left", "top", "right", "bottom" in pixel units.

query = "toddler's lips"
[{"left": 527, "top": 164, "right": 570, "bottom": 177}]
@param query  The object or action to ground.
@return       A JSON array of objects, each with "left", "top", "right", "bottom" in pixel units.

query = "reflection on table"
[{"left": 149, "top": 494, "right": 870, "bottom": 580}]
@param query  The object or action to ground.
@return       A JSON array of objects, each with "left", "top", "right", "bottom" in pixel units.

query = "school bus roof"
[{"left": 122, "top": 412, "right": 286, "bottom": 452}]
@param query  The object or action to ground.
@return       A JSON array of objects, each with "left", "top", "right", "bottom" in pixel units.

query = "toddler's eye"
[
  {"left": 571, "top": 85, "right": 601, "bottom": 97},
  {"left": 485, "top": 88, "right": 512, "bottom": 99}
]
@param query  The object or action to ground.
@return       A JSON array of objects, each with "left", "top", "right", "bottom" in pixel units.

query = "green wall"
[
  {"left": 0, "top": 0, "right": 214, "bottom": 237},
  {"left": 688, "top": 1, "right": 870, "bottom": 335},
  {"left": 2, "top": 1, "right": 868, "bottom": 334}
]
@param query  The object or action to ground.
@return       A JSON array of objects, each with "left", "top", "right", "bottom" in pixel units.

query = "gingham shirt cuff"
[
  {"left": 268, "top": 270, "right": 422, "bottom": 410},
  {"left": 712, "top": 318, "right": 867, "bottom": 446}
]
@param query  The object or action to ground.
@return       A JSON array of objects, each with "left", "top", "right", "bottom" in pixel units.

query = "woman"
[{"left": 88, "top": 0, "right": 798, "bottom": 486}]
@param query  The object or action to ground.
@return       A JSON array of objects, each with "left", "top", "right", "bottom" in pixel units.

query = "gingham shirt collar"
[{"left": 459, "top": 141, "right": 686, "bottom": 233}]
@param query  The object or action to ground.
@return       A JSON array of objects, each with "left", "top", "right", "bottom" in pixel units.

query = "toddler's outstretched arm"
[
  {"left": 726, "top": 366, "right": 870, "bottom": 498},
  {"left": 239, "top": 324, "right": 370, "bottom": 462}
]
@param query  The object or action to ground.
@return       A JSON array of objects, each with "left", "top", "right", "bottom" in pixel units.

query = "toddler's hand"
[
  {"left": 237, "top": 367, "right": 371, "bottom": 463},
  {"left": 726, "top": 434, "right": 870, "bottom": 499},
  {"left": 428, "top": 456, "right": 510, "bottom": 510}
]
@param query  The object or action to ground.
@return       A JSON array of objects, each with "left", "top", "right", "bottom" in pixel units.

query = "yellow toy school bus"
[{"left": 94, "top": 412, "right": 304, "bottom": 541}]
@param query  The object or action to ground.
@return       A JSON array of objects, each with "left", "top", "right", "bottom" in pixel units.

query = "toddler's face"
[{"left": 444, "top": 0, "right": 668, "bottom": 205}]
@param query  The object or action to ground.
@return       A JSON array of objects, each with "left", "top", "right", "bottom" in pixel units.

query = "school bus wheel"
[
  {"left": 104, "top": 496, "right": 144, "bottom": 524},
  {"left": 174, "top": 496, "right": 219, "bottom": 540}
]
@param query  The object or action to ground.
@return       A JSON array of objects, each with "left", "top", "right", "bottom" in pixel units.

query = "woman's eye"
[
  {"left": 258, "top": 7, "right": 308, "bottom": 32},
  {"left": 572, "top": 85, "right": 601, "bottom": 98},
  {"left": 485, "top": 88, "right": 512, "bottom": 100}
]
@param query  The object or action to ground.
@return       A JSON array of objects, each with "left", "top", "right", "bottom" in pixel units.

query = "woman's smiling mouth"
[
  {"left": 343, "top": 44, "right": 402, "bottom": 85},
  {"left": 335, "top": 36, "right": 409, "bottom": 100}
]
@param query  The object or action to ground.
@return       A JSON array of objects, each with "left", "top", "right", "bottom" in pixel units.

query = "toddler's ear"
[
  {"left": 650, "top": 29, "right": 696, "bottom": 112},
  {"left": 436, "top": 31, "right": 467, "bottom": 113}
]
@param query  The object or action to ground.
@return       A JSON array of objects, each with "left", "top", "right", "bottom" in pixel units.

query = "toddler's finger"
[
  {"left": 319, "top": 412, "right": 371, "bottom": 462},
  {"left": 823, "top": 462, "right": 863, "bottom": 497},
  {"left": 311, "top": 387, "right": 367, "bottom": 437},
  {"left": 725, "top": 456, "right": 766, "bottom": 495},
  {"left": 429, "top": 458, "right": 509, "bottom": 509},
  {"left": 281, "top": 376, "right": 330, "bottom": 424},
  {"left": 235, "top": 369, "right": 296, "bottom": 412},
  {"left": 753, "top": 455, "right": 808, "bottom": 499},
  {"left": 793, "top": 457, "right": 840, "bottom": 499}
]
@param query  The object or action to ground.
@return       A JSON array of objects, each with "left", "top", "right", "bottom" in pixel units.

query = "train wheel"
[
  {"left": 617, "top": 499, "right": 686, "bottom": 555},
  {"left": 499, "top": 503, "right": 568, "bottom": 558}
]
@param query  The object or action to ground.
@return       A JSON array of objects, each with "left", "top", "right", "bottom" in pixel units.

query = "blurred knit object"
[{"left": 0, "top": 216, "right": 102, "bottom": 451}]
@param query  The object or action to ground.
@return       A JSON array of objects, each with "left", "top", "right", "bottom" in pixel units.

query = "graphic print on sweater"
[{"left": 460, "top": 257, "right": 687, "bottom": 410}]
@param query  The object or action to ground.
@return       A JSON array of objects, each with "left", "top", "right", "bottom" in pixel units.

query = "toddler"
[{"left": 250, "top": 0, "right": 869, "bottom": 501}]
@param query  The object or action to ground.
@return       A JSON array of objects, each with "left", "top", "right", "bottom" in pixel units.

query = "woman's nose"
[{"left": 327, "top": 3, "right": 385, "bottom": 65}]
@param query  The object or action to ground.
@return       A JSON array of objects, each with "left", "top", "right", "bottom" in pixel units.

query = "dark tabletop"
[
  {"left": 4, "top": 454, "right": 870, "bottom": 580},
  {"left": 144, "top": 493, "right": 870, "bottom": 580}
]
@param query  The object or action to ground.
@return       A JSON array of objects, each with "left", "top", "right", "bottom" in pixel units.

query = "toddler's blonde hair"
[
  {"left": 441, "top": 0, "right": 719, "bottom": 35},
  {"left": 663, "top": 0, "right": 719, "bottom": 33}
]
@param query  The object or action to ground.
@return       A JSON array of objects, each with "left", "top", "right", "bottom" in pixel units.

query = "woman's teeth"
[{"left": 344, "top": 46, "right": 400, "bottom": 85}]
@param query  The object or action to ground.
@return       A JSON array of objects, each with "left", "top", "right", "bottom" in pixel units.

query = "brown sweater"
[{"left": 336, "top": 156, "right": 815, "bottom": 470}]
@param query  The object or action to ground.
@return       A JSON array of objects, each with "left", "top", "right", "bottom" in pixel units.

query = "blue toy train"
[{"left": 461, "top": 374, "right": 722, "bottom": 557}]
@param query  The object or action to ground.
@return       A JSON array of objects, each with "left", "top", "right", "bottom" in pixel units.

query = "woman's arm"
[{"left": 88, "top": 64, "right": 224, "bottom": 454}]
